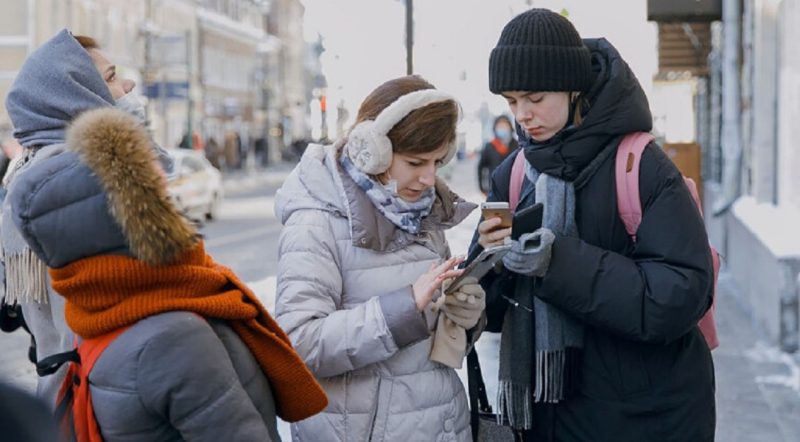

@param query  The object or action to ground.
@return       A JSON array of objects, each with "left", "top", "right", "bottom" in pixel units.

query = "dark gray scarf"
[{"left": 496, "top": 166, "right": 584, "bottom": 430}]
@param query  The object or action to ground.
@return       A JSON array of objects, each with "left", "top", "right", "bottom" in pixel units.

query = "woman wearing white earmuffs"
[{"left": 274, "top": 75, "right": 483, "bottom": 441}]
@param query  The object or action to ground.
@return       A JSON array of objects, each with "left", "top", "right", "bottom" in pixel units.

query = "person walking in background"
[
  {"left": 472, "top": 9, "right": 715, "bottom": 441},
  {"left": 223, "top": 130, "right": 241, "bottom": 170},
  {"left": 6, "top": 106, "right": 326, "bottom": 441},
  {"left": 204, "top": 135, "right": 222, "bottom": 169},
  {"left": 1, "top": 29, "right": 173, "bottom": 410},
  {"left": 477, "top": 114, "right": 517, "bottom": 195},
  {"left": 274, "top": 75, "right": 484, "bottom": 441}
]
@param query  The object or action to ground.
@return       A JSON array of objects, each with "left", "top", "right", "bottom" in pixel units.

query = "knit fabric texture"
[
  {"left": 489, "top": 8, "right": 593, "bottom": 94},
  {"left": 49, "top": 241, "right": 328, "bottom": 423}
]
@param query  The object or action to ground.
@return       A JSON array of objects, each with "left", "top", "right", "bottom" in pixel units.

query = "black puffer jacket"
[{"left": 473, "top": 38, "right": 715, "bottom": 442}]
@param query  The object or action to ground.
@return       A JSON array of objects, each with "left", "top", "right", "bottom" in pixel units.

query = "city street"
[{"left": 1, "top": 156, "right": 799, "bottom": 441}]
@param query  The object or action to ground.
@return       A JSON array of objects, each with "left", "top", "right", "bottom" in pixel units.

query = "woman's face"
[
  {"left": 87, "top": 48, "right": 136, "bottom": 100},
  {"left": 501, "top": 91, "right": 570, "bottom": 142},
  {"left": 383, "top": 143, "right": 451, "bottom": 202}
]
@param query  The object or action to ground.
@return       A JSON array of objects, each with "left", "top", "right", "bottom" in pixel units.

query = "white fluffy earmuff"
[{"left": 346, "top": 89, "right": 459, "bottom": 175}]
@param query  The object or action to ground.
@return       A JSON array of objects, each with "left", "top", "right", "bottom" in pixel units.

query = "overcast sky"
[{"left": 300, "top": 0, "right": 659, "bottom": 143}]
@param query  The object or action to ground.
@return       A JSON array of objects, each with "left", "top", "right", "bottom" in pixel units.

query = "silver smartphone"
[{"left": 445, "top": 244, "right": 512, "bottom": 294}]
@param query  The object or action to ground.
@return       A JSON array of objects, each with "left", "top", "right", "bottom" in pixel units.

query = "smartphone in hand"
[
  {"left": 480, "top": 202, "right": 512, "bottom": 229},
  {"left": 511, "top": 203, "right": 543, "bottom": 241}
]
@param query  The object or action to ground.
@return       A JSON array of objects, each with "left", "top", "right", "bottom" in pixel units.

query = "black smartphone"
[{"left": 511, "top": 203, "right": 543, "bottom": 241}]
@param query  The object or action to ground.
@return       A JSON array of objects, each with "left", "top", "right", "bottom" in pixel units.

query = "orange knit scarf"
[{"left": 50, "top": 241, "right": 327, "bottom": 423}]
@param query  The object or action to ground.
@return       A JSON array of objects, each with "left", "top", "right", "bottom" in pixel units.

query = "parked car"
[{"left": 166, "top": 149, "right": 223, "bottom": 222}]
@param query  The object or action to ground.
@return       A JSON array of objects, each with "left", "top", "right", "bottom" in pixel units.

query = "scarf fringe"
[
  {"left": 533, "top": 348, "right": 581, "bottom": 403},
  {"left": 4, "top": 248, "right": 49, "bottom": 304},
  {"left": 496, "top": 380, "right": 533, "bottom": 430}
]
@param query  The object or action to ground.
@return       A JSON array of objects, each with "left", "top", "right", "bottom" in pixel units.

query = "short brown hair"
[
  {"left": 74, "top": 35, "right": 99, "bottom": 50},
  {"left": 354, "top": 75, "right": 458, "bottom": 156}
]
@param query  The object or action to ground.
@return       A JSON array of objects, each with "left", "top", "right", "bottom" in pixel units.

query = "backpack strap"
[
  {"left": 508, "top": 150, "right": 527, "bottom": 211},
  {"left": 57, "top": 326, "right": 129, "bottom": 442},
  {"left": 614, "top": 132, "right": 655, "bottom": 241}
]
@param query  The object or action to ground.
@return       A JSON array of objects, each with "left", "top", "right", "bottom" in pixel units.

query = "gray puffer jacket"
[
  {"left": 90, "top": 312, "right": 280, "bottom": 442},
  {"left": 274, "top": 143, "right": 476, "bottom": 442}
]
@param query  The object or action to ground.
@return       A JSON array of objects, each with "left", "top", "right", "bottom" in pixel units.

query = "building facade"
[
  {"left": 0, "top": 0, "right": 310, "bottom": 167},
  {"left": 699, "top": 0, "right": 799, "bottom": 352}
]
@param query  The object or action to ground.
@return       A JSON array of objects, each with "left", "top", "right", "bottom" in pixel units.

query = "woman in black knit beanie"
[{"left": 470, "top": 8, "right": 716, "bottom": 442}]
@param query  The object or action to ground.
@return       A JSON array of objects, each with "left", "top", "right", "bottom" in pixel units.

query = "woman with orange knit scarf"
[{"left": 7, "top": 107, "right": 327, "bottom": 441}]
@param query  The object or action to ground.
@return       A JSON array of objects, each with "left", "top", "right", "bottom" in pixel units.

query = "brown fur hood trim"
[{"left": 66, "top": 108, "right": 198, "bottom": 265}]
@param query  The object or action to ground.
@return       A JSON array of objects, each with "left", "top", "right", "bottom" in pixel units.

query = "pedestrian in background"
[
  {"left": 274, "top": 75, "right": 484, "bottom": 441},
  {"left": 6, "top": 105, "right": 327, "bottom": 441},
  {"left": 477, "top": 114, "right": 517, "bottom": 195},
  {"left": 472, "top": 9, "right": 715, "bottom": 441},
  {"left": 1, "top": 29, "right": 172, "bottom": 410}
]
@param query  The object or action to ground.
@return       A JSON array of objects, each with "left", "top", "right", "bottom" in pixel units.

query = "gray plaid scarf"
[
  {"left": 496, "top": 168, "right": 584, "bottom": 430},
  {"left": 1, "top": 144, "right": 65, "bottom": 304},
  {"left": 339, "top": 146, "right": 434, "bottom": 235}
]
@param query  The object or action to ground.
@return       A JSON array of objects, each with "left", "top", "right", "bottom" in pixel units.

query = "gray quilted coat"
[
  {"left": 274, "top": 143, "right": 476, "bottom": 442},
  {"left": 90, "top": 312, "right": 281, "bottom": 442}
]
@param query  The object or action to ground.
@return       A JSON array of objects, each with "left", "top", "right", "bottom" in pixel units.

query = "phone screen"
[{"left": 447, "top": 244, "right": 512, "bottom": 293}]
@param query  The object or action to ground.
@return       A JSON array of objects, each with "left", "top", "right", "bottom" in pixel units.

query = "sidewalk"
[{"left": 713, "top": 273, "right": 800, "bottom": 441}]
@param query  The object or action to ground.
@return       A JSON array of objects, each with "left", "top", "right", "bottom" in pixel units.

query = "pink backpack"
[{"left": 508, "top": 133, "right": 720, "bottom": 350}]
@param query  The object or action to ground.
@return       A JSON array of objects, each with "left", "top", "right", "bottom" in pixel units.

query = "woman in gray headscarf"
[{"left": 1, "top": 29, "right": 172, "bottom": 408}]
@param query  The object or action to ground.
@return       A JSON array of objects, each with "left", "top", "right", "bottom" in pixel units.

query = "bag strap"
[
  {"left": 55, "top": 327, "right": 129, "bottom": 442},
  {"left": 614, "top": 132, "right": 655, "bottom": 241},
  {"left": 36, "top": 349, "right": 80, "bottom": 377},
  {"left": 467, "top": 347, "right": 493, "bottom": 440},
  {"left": 508, "top": 150, "right": 527, "bottom": 211}
]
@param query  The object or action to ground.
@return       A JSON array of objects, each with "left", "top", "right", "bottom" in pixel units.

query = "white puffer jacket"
[{"left": 275, "top": 143, "right": 476, "bottom": 442}]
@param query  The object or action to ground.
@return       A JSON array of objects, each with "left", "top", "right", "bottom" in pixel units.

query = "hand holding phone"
[
  {"left": 480, "top": 202, "right": 512, "bottom": 228},
  {"left": 478, "top": 202, "right": 513, "bottom": 249}
]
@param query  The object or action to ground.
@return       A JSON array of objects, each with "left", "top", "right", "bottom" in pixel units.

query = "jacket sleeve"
[
  {"left": 275, "top": 209, "right": 429, "bottom": 379},
  {"left": 536, "top": 146, "right": 714, "bottom": 345},
  {"left": 137, "top": 316, "right": 273, "bottom": 442}
]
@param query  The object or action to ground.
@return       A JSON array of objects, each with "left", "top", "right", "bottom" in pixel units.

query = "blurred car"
[{"left": 166, "top": 149, "right": 223, "bottom": 222}]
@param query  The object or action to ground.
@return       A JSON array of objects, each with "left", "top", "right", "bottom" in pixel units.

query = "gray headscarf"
[{"left": 1, "top": 29, "right": 171, "bottom": 303}]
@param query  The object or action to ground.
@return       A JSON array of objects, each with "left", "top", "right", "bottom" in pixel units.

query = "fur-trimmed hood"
[{"left": 9, "top": 108, "right": 197, "bottom": 268}]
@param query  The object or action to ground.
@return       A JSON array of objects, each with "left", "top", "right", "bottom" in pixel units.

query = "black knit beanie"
[{"left": 489, "top": 9, "right": 593, "bottom": 94}]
